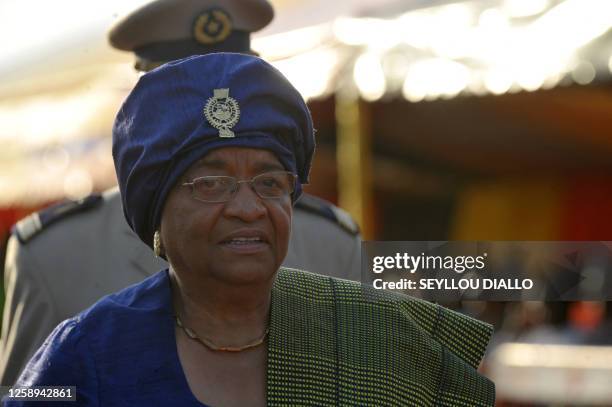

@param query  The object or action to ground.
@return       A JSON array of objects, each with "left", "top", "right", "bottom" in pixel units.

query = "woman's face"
[{"left": 160, "top": 147, "right": 292, "bottom": 285}]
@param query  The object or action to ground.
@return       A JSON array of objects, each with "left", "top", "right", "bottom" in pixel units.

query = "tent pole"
[{"left": 335, "top": 94, "right": 374, "bottom": 239}]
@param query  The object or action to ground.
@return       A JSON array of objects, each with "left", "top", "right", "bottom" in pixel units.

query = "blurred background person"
[{"left": 0, "top": 0, "right": 360, "bottom": 387}]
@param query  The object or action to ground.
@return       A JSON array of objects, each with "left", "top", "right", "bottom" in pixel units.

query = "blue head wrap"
[{"left": 112, "top": 53, "right": 315, "bottom": 249}]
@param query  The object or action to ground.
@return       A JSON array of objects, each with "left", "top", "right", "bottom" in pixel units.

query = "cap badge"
[
  {"left": 193, "top": 8, "right": 233, "bottom": 45},
  {"left": 204, "top": 88, "right": 241, "bottom": 138}
]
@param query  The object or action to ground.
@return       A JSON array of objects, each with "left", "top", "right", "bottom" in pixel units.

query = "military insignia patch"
[
  {"left": 193, "top": 8, "right": 233, "bottom": 45},
  {"left": 204, "top": 88, "right": 240, "bottom": 138}
]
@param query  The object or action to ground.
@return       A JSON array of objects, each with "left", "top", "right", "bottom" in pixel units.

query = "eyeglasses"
[{"left": 182, "top": 171, "right": 297, "bottom": 203}]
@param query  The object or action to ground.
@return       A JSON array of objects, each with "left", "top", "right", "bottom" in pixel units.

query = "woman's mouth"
[
  {"left": 225, "top": 237, "right": 264, "bottom": 245},
  {"left": 220, "top": 233, "right": 269, "bottom": 253}
]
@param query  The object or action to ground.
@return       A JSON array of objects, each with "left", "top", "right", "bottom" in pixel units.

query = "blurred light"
[
  {"left": 541, "top": 73, "right": 562, "bottom": 89},
  {"left": 253, "top": 24, "right": 329, "bottom": 60},
  {"left": 384, "top": 53, "right": 411, "bottom": 82},
  {"left": 507, "top": 83, "right": 522, "bottom": 94},
  {"left": 64, "top": 169, "right": 93, "bottom": 200},
  {"left": 497, "top": 343, "right": 612, "bottom": 370},
  {"left": 516, "top": 66, "right": 545, "bottom": 92},
  {"left": 1, "top": 0, "right": 150, "bottom": 65},
  {"left": 398, "top": 10, "right": 435, "bottom": 50},
  {"left": 429, "top": 4, "right": 476, "bottom": 59},
  {"left": 333, "top": 17, "right": 398, "bottom": 49},
  {"left": 435, "top": 59, "right": 470, "bottom": 97},
  {"left": 273, "top": 49, "right": 339, "bottom": 100},
  {"left": 273, "top": 0, "right": 606, "bottom": 102},
  {"left": 467, "top": 75, "right": 488, "bottom": 96},
  {"left": 0, "top": 92, "right": 108, "bottom": 146},
  {"left": 402, "top": 59, "right": 470, "bottom": 101},
  {"left": 533, "top": 0, "right": 612, "bottom": 53},
  {"left": 398, "top": 4, "right": 476, "bottom": 59},
  {"left": 502, "top": 0, "right": 550, "bottom": 18},
  {"left": 474, "top": 8, "right": 513, "bottom": 67},
  {"left": 30, "top": 170, "right": 60, "bottom": 204},
  {"left": 437, "top": 3, "right": 474, "bottom": 28},
  {"left": 354, "top": 52, "right": 386, "bottom": 101},
  {"left": 572, "top": 61, "right": 596, "bottom": 85},
  {"left": 42, "top": 146, "right": 70, "bottom": 173},
  {"left": 402, "top": 79, "right": 427, "bottom": 103},
  {"left": 424, "top": 93, "right": 440, "bottom": 102},
  {"left": 403, "top": 63, "right": 438, "bottom": 101},
  {"left": 484, "top": 70, "right": 513, "bottom": 94},
  {"left": 609, "top": 55, "right": 612, "bottom": 73},
  {"left": 333, "top": 17, "right": 368, "bottom": 46},
  {"left": 479, "top": 8, "right": 510, "bottom": 30},
  {"left": 491, "top": 343, "right": 612, "bottom": 404}
]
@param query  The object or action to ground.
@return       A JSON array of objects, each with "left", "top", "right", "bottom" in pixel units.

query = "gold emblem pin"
[
  {"left": 193, "top": 8, "right": 232, "bottom": 45},
  {"left": 204, "top": 88, "right": 240, "bottom": 138}
]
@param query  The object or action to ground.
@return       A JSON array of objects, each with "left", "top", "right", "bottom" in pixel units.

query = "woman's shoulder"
[
  {"left": 76, "top": 269, "right": 172, "bottom": 322},
  {"left": 62, "top": 269, "right": 174, "bottom": 354},
  {"left": 11, "top": 270, "right": 179, "bottom": 401},
  {"left": 17, "top": 270, "right": 171, "bottom": 375},
  {"left": 272, "top": 268, "right": 495, "bottom": 405},
  {"left": 17, "top": 269, "right": 172, "bottom": 378},
  {"left": 95, "top": 268, "right": 171, "bottom": 306},
  {"left": 275, "top": 267, "right": 493, "bottom": 369},
  {"left": 276, "top": 266, "right": 438, "bottom": 308},
  {"left": 11, "top": 318, "right": 97, "bottom": 398}
]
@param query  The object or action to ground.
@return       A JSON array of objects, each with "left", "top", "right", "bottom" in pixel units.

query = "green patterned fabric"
[{"left": 268, "top": 268, "right": 495, "bottom": 406}]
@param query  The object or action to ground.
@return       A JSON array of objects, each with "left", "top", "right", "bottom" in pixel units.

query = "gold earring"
[{"left": 153, "top": 231, "right": 162, "bottom": 257}]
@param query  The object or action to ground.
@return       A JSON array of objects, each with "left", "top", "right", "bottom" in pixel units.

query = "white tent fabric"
[{"left": 1, "top": 0, "right": 611, "bottom": 205}]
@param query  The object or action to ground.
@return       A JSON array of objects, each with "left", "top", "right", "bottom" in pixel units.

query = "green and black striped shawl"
[{"left": 268, "top": 268, "right": 495, "bottom": 406}]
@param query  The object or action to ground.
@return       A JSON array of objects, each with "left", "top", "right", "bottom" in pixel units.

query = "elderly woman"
[{"left": 7, "top": 54, "right": 494, "bottom": 406}]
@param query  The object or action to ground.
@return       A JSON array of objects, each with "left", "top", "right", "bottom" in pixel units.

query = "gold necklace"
[{"left": 175, "top": 315, "right": 269, "bottom": 352}]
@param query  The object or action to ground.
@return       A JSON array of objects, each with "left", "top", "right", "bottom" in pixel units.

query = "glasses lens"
[
  {"left": 192, "top": 176, "right": 235, "bottom": 202},
  {"left": 253, "top": 172, "right": 295, "bottom": 198}
]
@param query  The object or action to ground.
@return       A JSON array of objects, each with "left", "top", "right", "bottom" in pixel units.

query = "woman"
[{"left": 7, "top": 54, "right": 495, "bottom": 406}]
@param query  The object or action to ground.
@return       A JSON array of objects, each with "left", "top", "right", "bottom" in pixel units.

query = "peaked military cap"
[{"left": 108, "top": 0, "right": 273, "bottom": 71}]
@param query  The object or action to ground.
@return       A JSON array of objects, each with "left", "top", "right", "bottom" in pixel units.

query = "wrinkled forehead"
[{"left": 184, "top": 146, "right": 286, "bottom": 176}]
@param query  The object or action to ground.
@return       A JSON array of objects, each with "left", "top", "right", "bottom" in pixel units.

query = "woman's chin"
[{"left": 211, "top": 260, "right": 278, "bottom": 286}]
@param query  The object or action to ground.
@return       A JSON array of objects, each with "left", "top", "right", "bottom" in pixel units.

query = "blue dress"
[
  {"left": 6, "top": 268, "right": 496, "bottom": 406},
  {"left": 6, "top": 270, "right": 209, "bottom": 406}
]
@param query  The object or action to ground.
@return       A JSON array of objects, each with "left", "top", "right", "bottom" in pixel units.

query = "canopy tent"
[{"left": 1, "top": 0, "right": 611, "bottom": 209}]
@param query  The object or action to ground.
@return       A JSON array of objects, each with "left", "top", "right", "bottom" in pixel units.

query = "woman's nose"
[{"left": 222, "top": 182, "right": 266, "bottom": 221}]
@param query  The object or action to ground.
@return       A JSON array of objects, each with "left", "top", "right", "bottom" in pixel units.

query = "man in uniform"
[{"left": 0, "top": 0, "right": 361, "bottom": 386}]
